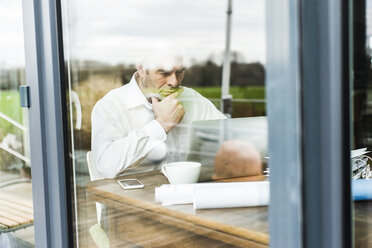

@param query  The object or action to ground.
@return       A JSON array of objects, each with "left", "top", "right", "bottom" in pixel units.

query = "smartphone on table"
[{"left": 117, "top": 179, "right": 144, "bottom": 189}]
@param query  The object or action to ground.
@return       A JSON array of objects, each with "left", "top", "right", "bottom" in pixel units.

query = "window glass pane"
[
  {"left": 61, "top": 1, "right": 269, "bottom": 247},
  {"left": 352, "top": 0, "right": 372, "bottom": 246},
  {"left": 0, "top": 1, "right": 34, "bottom": 247}
]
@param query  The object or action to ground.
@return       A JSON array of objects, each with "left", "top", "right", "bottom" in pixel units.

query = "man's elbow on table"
[
  {"left": 95, "top": 153, "right": 123, "bottom": 179},
  {"left": 96, "top": 166, "right": 117, "bottom": 179}
]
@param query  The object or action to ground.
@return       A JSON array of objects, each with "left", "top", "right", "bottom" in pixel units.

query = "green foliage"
[
  {"left": 183, "top": 60, "right": 265, "bottom": 88},
  {"left": 0, "top": 68, "right": 25, "bottom": 90}
]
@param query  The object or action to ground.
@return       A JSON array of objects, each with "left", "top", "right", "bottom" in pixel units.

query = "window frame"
[
  {"left": 21, "top": 0, "right": 73, "bottom": 246},
  {"left": 300, "top": 0, "right": 352, "bottom": 247}
]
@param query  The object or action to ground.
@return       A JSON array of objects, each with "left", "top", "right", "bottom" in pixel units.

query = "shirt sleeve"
[
  {"left": 195, "top": 91, "right": 227, "bottom": 121},
  {"left": 202, "top": 99, "right": 227, "bottom": 120},
  {"left": 91, "top": 100, "right": 166, "bottom": 178},
  {"left": 180, "top": 87, "right": 227, "bottom": 121}
]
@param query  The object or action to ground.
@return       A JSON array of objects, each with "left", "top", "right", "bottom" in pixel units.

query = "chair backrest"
[
  {"left": 86, "top": 151, "right": 102, "bottom": 181},
  {"left": 86, "top": 151, "right": 104, "bottom": 225}
]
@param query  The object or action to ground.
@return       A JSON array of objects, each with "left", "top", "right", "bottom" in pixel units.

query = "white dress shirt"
[{"left": 91, "top": 73, "right": 226, "bottom": 178}]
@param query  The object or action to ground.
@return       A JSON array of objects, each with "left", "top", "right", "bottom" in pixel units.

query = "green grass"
[
  {"left": 0, "top": 87, "right": 266, "bottom": 134},
  {"left": 193, "top": 86, "right": 266, "bottom": 117},
  {"left": 0, "top": 90, "right": 23, "bottom": 138},
  {"left": 193, "top": 86, "right": 265, "bottom": 99},
  {"left": 0, "top": 90, "right": 24, "bottom": 171}
]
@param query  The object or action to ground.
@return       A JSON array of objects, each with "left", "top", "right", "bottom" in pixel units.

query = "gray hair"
[{"left": 137, "top": 42, "right": 186, "bottom": 71}]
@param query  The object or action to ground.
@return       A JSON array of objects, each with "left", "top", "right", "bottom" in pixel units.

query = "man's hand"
[{"left": 152, "top": 89, "right": 185, "bottom": 133}]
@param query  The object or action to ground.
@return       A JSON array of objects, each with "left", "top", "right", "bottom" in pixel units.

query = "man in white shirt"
[{"left": 91, "top": 51, "right": 226, "bottom": 178}]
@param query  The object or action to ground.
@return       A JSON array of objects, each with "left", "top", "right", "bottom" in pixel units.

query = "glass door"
[
  {"left": 0, "top": 1, "right": 34, "bottom": 247},
  {"left": 60, "top": 0, "right": 272, "bottom": 247}
]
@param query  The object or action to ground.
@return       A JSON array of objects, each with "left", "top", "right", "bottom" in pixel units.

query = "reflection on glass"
[
  {"left": 0, "top": 1, "right": 34, "bottom": 247},
  {"left": 61, "top": 0, "right": 268, "bottom": 247},
  {"left": 352, "top": 0, "right": 372, "bottom": 247}
]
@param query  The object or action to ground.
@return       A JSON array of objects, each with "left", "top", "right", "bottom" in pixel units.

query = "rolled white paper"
[
  {"left": 155, "top": 184, "right": 195, "bottom": 205},
  {"left": 155, "top": 181, "right": 270, "bottom": 209},
  {"left": 193, "top": 181, "right": 269, "bottom": 209}
]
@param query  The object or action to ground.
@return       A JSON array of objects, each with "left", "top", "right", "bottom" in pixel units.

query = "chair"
[
  {"left": 86, "top": 151, "right": 109, "bottom": 248},
  {"left": 86, "top": 151, "right": 104, "bottom": 224}
]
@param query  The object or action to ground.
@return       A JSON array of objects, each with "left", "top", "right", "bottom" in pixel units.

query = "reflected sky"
[
  {"left": 0, "top": 0, "right": 25, "bottom": 68},
  {"left": 64, "top": 0, "right": 266, "bottom": 66},
  {"left": 2, "top": 0, "right": 372, "bottom": 67}
]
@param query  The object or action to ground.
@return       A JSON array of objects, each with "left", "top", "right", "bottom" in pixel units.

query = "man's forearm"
[{"left": 92, "top": 120, "right": 166, "bottom": 178}]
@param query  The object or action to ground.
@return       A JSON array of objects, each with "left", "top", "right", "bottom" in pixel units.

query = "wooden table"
[
  {"left": 86, "top": 171, "right": 372, "bottom": 247},
  {"left": 86, "top": 171, "right": 269, "bottom": 248}
]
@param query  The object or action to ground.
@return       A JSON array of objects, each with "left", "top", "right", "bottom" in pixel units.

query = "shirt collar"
[{"left": 125, "top": 72, "right": 153, "bottom": 110}]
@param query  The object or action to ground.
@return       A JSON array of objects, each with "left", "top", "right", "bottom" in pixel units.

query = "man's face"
[{"left": 140, "top": 65, "right": 185, "bottom": 98}]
